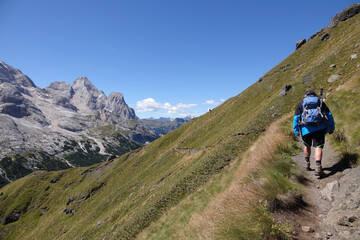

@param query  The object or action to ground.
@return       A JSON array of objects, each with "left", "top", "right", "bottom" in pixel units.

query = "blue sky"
[{"left": 0, "top": 0, "right": 358, "bottom": 118}]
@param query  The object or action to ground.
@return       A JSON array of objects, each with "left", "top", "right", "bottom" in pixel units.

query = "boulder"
[
  {"left": 328, "top": 74, "right": 342, "bottom": 83},
  {"left": 278, "top": 84, "right": 292, "bottom": 97},
  {"left": 320, "top": 180, "right": 340, "bottom": 202},
  {"left": 301, "top": 226, "right": 313, "bottom": 233},
  {"left": 328, "top": 4, "right": 360, "bottom": 29},
  {"left": 296, "top": 39, "right": 306, "bottom": 50},
  {"left": 321, "top": 33, "right": 330, "bottom": 42},
  {"left": 330, "top": 64, "right": 336, "bottom": 69},
  {"left": 351, "top": 54, "right": 358, "bottom": 60}
]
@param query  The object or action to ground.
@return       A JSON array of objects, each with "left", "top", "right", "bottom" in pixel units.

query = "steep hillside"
[{"left": 0, "top": 4, "right": 359, "bottom": 240}]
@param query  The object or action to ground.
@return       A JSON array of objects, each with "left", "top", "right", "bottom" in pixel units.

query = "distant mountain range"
[
  {"left": 0, "top": 61, "right": 156, "bottom": 186},
  {"left": 140, "top": 116, "right": 193, "bottom": 137}
]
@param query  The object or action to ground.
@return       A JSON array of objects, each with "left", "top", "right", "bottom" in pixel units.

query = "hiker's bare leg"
[
  {"left": 304, "top": 145, "right": 311, "bottom": 157},
  {"left": 315, "top": 147, "right": 322, "bottom": 162}
]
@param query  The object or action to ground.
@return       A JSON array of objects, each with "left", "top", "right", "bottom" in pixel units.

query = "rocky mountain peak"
[
  {"left": 104, "top": 92, "right": 136, "bottom": 119},
  {"left": 108, "top": 92, "right": 124, "bottom": 103},
  {"left": 0, "top": 61, "right": 36, "bottom": 88},
  {"left": 71, "top": 76, "right": 107, "bottom": 113}
]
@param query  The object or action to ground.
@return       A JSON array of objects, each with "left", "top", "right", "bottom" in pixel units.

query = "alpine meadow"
[{"left": 1, "top": 4, "right": 360, "bottom": 240}]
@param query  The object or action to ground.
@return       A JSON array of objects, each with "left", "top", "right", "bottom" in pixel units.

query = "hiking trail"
[{"left": 275, "top": 139, "right": 360, "bottom": 240}]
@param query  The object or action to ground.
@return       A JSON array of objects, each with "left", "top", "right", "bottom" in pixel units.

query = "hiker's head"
[{"left": 304, "top": 88, "right": 317, "bottom": 97}]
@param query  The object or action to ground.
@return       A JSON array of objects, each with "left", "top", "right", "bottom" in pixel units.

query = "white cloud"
[
  {"left": 202, "top": 99, "right": 225, "bottom": 105},
  {"left": 136, "top": 98, "right": 197, "bottom": 114}
]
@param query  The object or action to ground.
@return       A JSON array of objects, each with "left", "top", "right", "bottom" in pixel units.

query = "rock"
[
  {"left": 258, "top": 74, "right": 266, "bottom": 82},
  {"left": 278, "top": 84, "right": 292, "bottom": 97},
  {"left": 309, "top": 33, "right": 317, "bottom": 40},
  {"left": 40, "top": 207, "right": 49, "bottom": 216},
  {"left": 95, "top": 220, "right": 103, "bottom": 226},
  {"left": 302, "top": 226, "right": 313, "bottom": 232},
  {"left": 4, "top": 212, "right": 21, "bottom": 224},
  {"left": 62, "top": 208, "right": 76, "bottom": 216},
  {"left": 351, "top": 54, "right": 358, "bottom": 60},
  {"left": 321, "top": 33, "right": 330, "bottom": 42},
  {"left": 327, "top": 74, "right": 342, "bottom": 83},
  {"left": 66, "top": 196, "right": 75, "bottom": 205},
  {"left": 106, "top": 154, "right": 117, "bottom": 162},
  {"left": 338, "top": 216, "right": 353, "bottom": 227},
  {"left": 303, "top": 75, "right": 314, "bottom": 85},
  {"left": 355, "top": 43, "right": 360, "bottom": 48},
  {"left": 348, "top": 216, "right": 358, "bottom": 223},
  {"left": 327, "top": 4, "right": 360, "bottom": 29},
  {"left": 296, "top": 39, "right": 307, "bottom": 50},
  {"left": 330, "top": 64, "right": 336, "bottom": 69},
  {"left": 320, "top": 181, "right": 340, "bottom": 202}
]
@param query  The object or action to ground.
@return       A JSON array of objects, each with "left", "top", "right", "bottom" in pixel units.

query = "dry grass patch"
[{"left": 176, "top": 114, "right": 299, "bottom": 239}]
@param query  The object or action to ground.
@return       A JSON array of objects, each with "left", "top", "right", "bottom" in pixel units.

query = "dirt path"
[{"left": 277, "top": 138, "right": 356, "bottom": 240}]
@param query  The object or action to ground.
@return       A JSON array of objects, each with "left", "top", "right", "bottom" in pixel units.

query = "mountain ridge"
[{"left": 0, "top": 62, "right": 156, "bottom": 187}]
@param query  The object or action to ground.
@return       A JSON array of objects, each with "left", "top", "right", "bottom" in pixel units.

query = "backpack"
[{"left": 300, "top": 94, "right": 327, "bottom": 126}]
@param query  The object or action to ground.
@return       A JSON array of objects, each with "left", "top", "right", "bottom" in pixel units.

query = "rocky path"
[{"left": 288, "top": 140, "right": 360, "bottom": 240}]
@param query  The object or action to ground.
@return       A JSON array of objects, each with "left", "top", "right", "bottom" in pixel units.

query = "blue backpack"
[{"left": 300, "top": 95, "right": 327, "bottom": 126}]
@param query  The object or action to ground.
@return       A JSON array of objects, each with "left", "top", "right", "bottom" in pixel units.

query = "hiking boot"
[
  {"left": 315, "top": 166, "right": 326, "bottom": 178},
  {"left": 304, "top": 161, "right": 311, "bottom": 171}
]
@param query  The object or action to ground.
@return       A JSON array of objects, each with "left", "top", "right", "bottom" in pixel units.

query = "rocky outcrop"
[
  {"left": 296, "top": 39, "right": 306, "bottom": 50},
  {"left": 327, "top": 4, "right": 360, "bottom": 29},
  {"left": 278, "top": 84, "right": 292, "bottom": 97},
  {"left": 323, "top": 167, "right": 360, "bottom": 239},
  {"left": 328, "top": 74, "right": 342, "bottom": 83}
]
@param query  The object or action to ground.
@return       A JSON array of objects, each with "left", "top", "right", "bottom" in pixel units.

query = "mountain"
[
  {"left": 0, "top": 4, "right": 360, "bottom": 240},
  {"left": 140, "top": 116, "right": 193, "bottom": 137},
  {"left": 0, "top": 63, "right": 156, "bottom": 187}
]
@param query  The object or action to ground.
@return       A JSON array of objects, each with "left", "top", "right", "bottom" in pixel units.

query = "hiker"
[{"left": 293, "top": 89, "right": 335, "bottom": 177}]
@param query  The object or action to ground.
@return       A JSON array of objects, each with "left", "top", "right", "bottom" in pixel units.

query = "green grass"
[{"left": 1, "top": 9, "right": 360, "bottom": 240}]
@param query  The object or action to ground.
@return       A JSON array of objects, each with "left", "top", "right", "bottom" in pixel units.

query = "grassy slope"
[
  {"left": 138, "top": 13, "right": 360, "bottom": 240},
  {"left": 0, "top": 11, "right": 360, "bottom": 240}
]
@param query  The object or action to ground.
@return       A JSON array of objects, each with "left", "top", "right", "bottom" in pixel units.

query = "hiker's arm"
[
  {"left": 326, "top": 111, "right": 335, "bottom": 132},
  {"left": 293, "top": 114, "right": 301, "bottom": 136},
  {"left": 322, "top": 102, "right": 335, "bottom": 132},
  {"left": 293, "top": 102, "right": 302, "bottom": 136}
]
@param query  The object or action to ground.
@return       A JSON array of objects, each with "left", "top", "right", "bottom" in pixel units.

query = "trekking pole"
[{"left": 319, "top": 88, "right": 324, "bottom": 108}]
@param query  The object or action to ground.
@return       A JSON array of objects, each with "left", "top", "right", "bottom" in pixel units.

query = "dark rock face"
[
  {"left": 278, "top": 84, "right": 292, "bottom": 97},
  {"left": 321, "top": 33, "right": 330, "bottom": 42},
  {"left": 328, "top": 4, "right": 360, "bottom": 29},
  {"left": 4, "top": 212, "right": 21, "bottom": 224},
  {"left": 296, "top": 39, "right": 307, "bottom": 50}
]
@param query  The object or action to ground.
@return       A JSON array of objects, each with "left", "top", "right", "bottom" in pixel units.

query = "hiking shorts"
[{"left": 302, "top": 129, "right": 327, "bottom": 148}]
